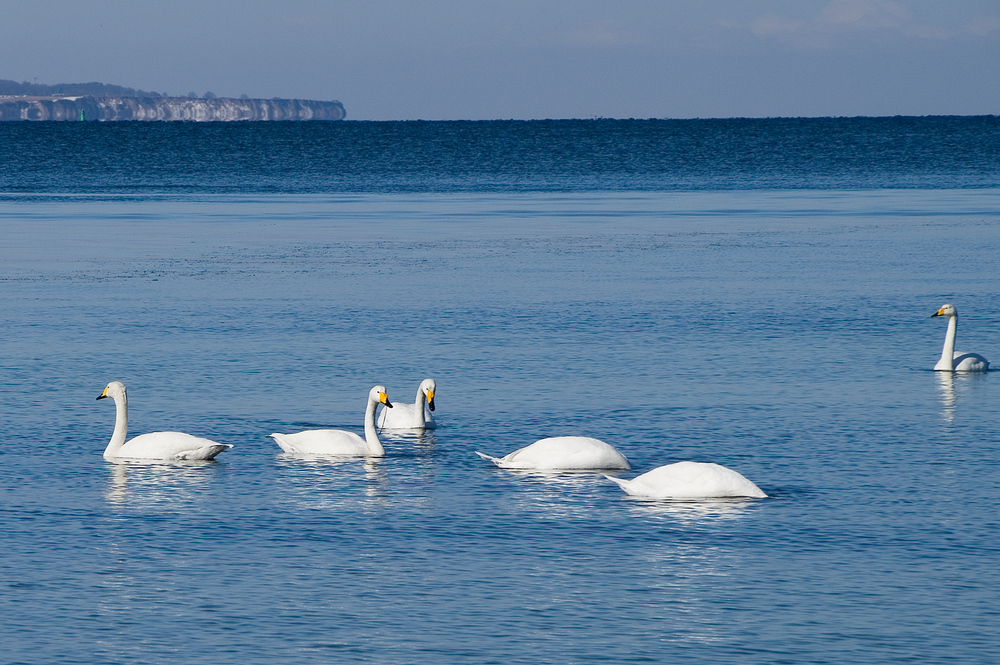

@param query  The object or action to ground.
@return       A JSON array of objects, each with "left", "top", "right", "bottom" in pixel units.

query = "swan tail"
[
  {"left": 269, "top": 433, "right": 299, "bottom": 454},
  {"left": 604, "top": 475, "right": 636, "bottom": 494},
  {"left": 475, "top": 451, "right": 503, "bottom": 466}
]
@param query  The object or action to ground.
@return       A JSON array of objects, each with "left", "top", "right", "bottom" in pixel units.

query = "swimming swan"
[
  {"left": 97, "top": 381, "right": 232, "bottom": 461},
  {"left": 476, "top": 436, "right": 631, "bottom": 470},
  {"left": 377, "top": 378, "right": 436, "bottom": 430},
  {"left": 606, "top": 461, "right": 766, "bottom": 499},
  {"left": 269, "top": 386, "right": 392, "bottom": 457},
  {"left": 931, "top": 304, "right": 989, "bottom": 372}
]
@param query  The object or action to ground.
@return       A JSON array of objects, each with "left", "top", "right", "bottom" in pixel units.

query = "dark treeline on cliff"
[{"left": 0, "top": 79, "right": 165, "bottom": 98}]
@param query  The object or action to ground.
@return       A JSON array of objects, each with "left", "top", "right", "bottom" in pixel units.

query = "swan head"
[
  {"left": 932, "top": 303, "right": 957, "bottom": 319},
  {"left": 371, "top": 385, "right": 393, "bottom": 409},
  {"left": 420, "top": 378, "right": 436, "bottom": 412},
  {"left": 97, "top": 380, "right": 126, "bottom": 402}
]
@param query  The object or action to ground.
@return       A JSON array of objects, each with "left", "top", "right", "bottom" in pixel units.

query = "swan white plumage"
[
  {"left": 269, "top": 385, "right": 392, "bottom": 457},
  {"left": 931, "top": 304, "right": 989, "bottom": 372},
  {"left": 97, "top": 381, "right": 232, "bottom": 461},
  {"left": 605, "top": 461, "right": 766, "bottom": 499},
  {"left": 377, "top": 378, "right": 436, "bottom": 430},
  {"left": 476, "top": 436, "right": 631, "bottom": 470}
]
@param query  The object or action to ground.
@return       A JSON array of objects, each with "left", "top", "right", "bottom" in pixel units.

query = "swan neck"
[
  {"left": 412, "top": 388, "right": 428, "bottom": 427},
  {"left": 363, "top": 397, "right": 385, "bottom": 456},
  {"left": 104, "top": 393, "right": 129, "bottom": 458},
  {"left": 937, "top": 315, "right": 958, "bottom": 370}
]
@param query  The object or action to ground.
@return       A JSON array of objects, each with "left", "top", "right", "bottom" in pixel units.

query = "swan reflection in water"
[
  {"left": 104, "top": 460, "right": 220, "bottom": 507},
  {"left": 377, "top": 429, "right": 437, "bottom": 450},
  {"left": 935, "top": 369, "right": 990, "bottom": 426},
  {"left": 275, "top": 452, "right": 390, "bottom": 506},
  {"left": 622, "top": 495, "right": 763, "bottom": 523},
  {"left": 493, "top": 469, "right": 628, "bottom": 521},
  {"left": 936, "top": 371, "right": 957, "bottom": 423}
]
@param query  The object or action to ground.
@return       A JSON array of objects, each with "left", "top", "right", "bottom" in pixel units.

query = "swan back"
[
  {"left": 606, "top": 461, "right": 766, "bottom": 499},
  {"left": 476, "top": 436, "right": 631, "bottom": 470}
]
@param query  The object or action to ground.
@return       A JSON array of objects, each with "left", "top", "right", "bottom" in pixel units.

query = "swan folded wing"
[
  {"left": 953, "top": 352, "right": 989, "bottom": 372},
  {"left": 646, "top": 461, "right": 766, "bottom": 498},
  {"left": 269, "top": 430, "right": 370, "bottom": 456},
  {"left": 561, "top": 438, "right": 630, "bottom": 470},
  {"left": 516, "top": 437, "right": 629, "bottom": 470},
  {"left": 113, "top": 432, "right": 231, "bottom": 461}
]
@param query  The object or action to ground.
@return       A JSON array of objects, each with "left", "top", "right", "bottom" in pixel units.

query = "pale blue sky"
[{"left": 2, "top": 1, "right": 998, "bottom": 119}]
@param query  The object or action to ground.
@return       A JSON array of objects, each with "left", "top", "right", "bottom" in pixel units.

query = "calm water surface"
[{"left": 2, "top": 187, "right": 999, "bottom": 663}]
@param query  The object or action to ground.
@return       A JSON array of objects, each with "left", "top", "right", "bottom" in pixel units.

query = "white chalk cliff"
[{"left": 0, "top": 95, "right": 346, "bottom": 121}]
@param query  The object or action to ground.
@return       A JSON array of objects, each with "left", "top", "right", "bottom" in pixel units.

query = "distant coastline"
[
  {"left": 0, "top": 95, "right": 346, "bottom": 121},
  {"left": 0, "top": 79, "right": 345, "bottom": 121}
]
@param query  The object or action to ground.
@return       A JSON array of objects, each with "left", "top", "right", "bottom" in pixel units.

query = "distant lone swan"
[
  {"left": 378, "top": 378, "right": 436, "bottom": 430},
  {"left": 476, "top": 436, "right": 631, "bottom": 471},
  {"left": 269, "top": 386, "right": 392, "bottom": 457},
  {"left": 97, "top": 381, "right": 232, "bottom": 461},
  {"left": 931, "top": 303, "right": 989, "bottom": 372},
  {"left": 606, "top": 461, "right": 766, "bottom": 499}
]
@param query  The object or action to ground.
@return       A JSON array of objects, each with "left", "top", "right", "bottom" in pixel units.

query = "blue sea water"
[{"left": 1, "top": 119, "right": 999, "bottom": 664}]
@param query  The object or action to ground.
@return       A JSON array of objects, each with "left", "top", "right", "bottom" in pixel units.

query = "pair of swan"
[
  {"left": 270, "top": 378, "right": 436, "bottom": 456},
  {"left": 476, "top": 437, "right": 766, "bottom": 499},
  {"left": 931, "top": 303, "right": 990, "bottom": 372}
]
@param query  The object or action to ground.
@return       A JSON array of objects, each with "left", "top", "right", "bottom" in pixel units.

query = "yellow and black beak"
[
  {"left": 97, "top": 387, "right": 109, "bottom": 400},
  {"left": 380, "top": 392, "right": 393, "bottom": 408},
  {"left": 931, "top": 309, "right": 944, "bottom": 317},
  {"left": 426, "top": 390, "right": 435, "bottom": 412}
]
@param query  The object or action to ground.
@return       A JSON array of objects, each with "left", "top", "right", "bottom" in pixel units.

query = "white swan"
[
  {"left": 476, "top": 436, "right": 631, "bottom": 470},
  {"left": 269, "top": 386, "right": 392, "bottom": 457},
  {"left": 606, "top": 461, "right": 766, "bottom": 499},
  {"left": 97, "top": 381, "right": 232, "bottom": 461},
  {"left": 377, "top": 378, "right": 436, "bottom": 430},
  {"left": 931, "top": 303, "right": 990, "bottom": 372}
]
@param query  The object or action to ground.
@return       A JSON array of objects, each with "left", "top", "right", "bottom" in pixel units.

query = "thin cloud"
[
  {"left": 818, "top": 0, "right": 909, "bottom": 30},
  {"left": 751, "top": 0, "right": 999, "bottom": 48},
  {"left": 563, "top": 20, "right": 647, "bottom": 47},
  {"left": 966, "top": 15, "right": 1000, "bottom": 37},
  {"left": 750, "top": 15, "right": 808, "bottom": 38}
]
